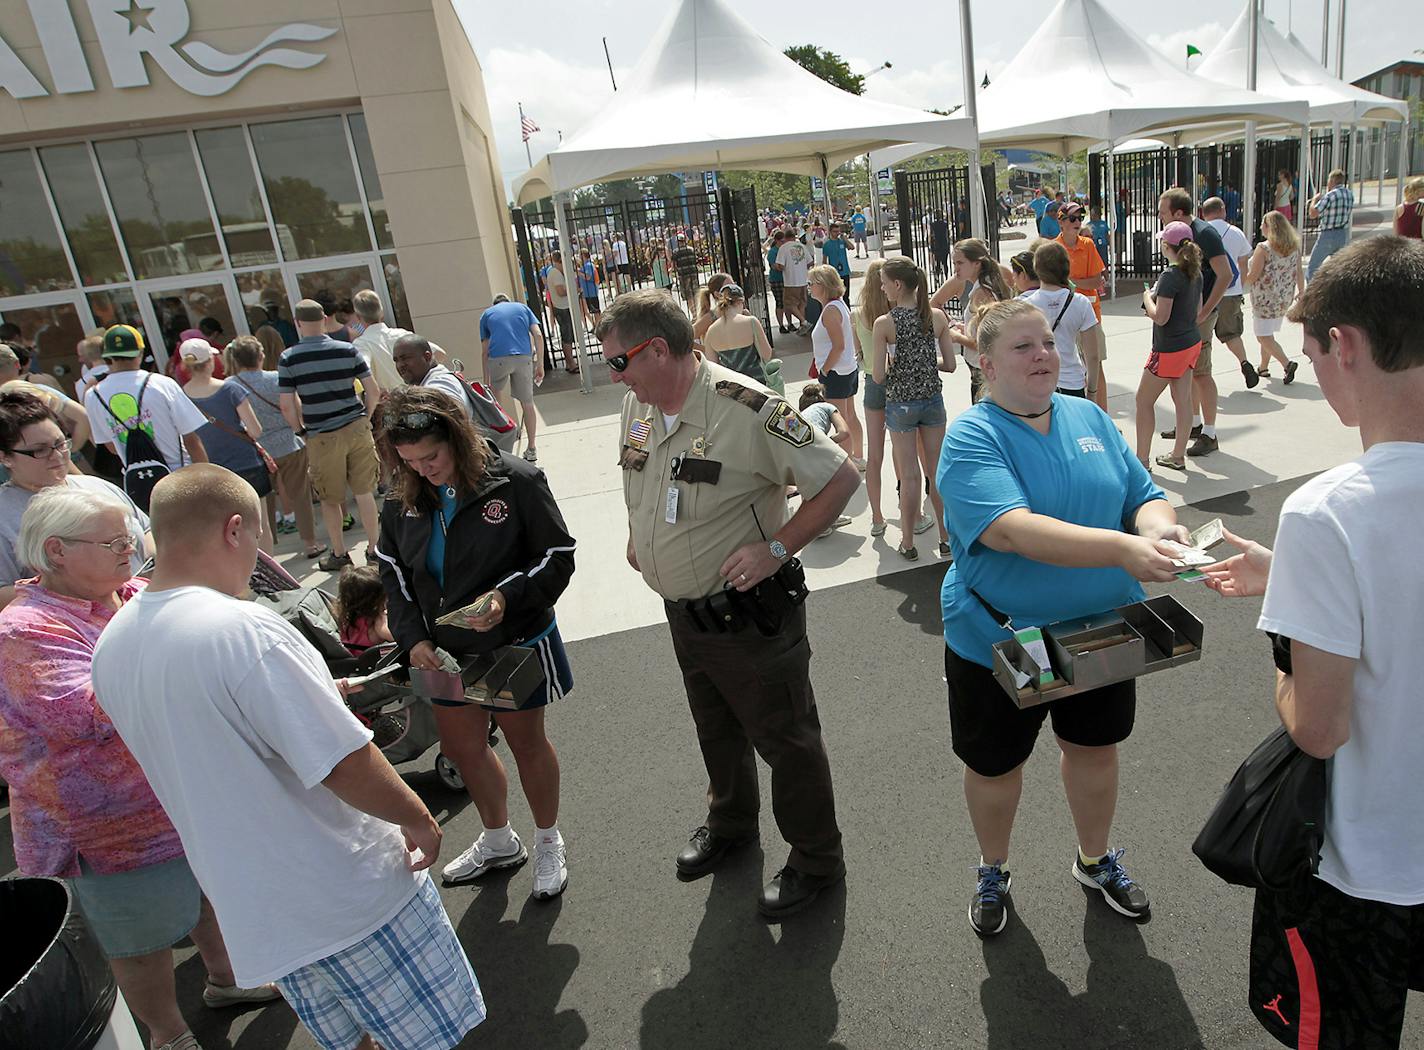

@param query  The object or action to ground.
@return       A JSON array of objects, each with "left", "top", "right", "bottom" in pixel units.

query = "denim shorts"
[
  {"left": 820, "top": 368, "right": 859, "bottom": 400},
  {"left": 885, "top": 394, "right": 947, "bottom": 433},
  {"left": 862, "top": 372, "right": 886, "bottom": 412},
  {"left": 68, "top": 854, "right": 201, "bottom": 959}
]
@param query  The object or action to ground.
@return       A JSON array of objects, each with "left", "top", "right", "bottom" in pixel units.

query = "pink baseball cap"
[{"left": 1158, "top": 221, "right": 1194, "bottom": 247}]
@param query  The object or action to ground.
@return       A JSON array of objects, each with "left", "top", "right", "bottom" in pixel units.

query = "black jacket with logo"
[{"left": 375, "top": 448, "right": 576, "bottom": 656}]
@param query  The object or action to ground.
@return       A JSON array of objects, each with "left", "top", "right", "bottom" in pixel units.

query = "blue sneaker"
[
  {"left": 969, "top": 863, "right": 1011, "bottom": 936},
  {"left": 1073, "top": 847, "right": 1150, "bottom": 919}
]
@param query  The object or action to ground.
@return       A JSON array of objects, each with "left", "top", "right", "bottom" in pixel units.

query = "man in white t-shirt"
[
  {"left": 83, "top": 325, "right": 208, "bottom": 472},
  {"left": 1201, "top": 236, "right": 1424, "bottom": 1048},
  {"left": 1201, "top": 197, "right": 1261, "bottom": 389},
  {"left": 92, "top": 465, "right": 485, "bottom": 1050},
  {"left": 351, "top": 289, "right": 410, "bottom": 392},
  {"left": 774, "top": 238, "right": 812, "bottom": 332},
  {"left": 612, "top": 234, "right": 632, "bottom": 293}
]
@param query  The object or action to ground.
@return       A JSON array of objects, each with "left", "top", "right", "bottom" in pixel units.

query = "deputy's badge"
[
  {"left": 626, "top": 416, "right": 653, "bottom": 450},
  {"left": 690, "top": 435, "right": 708, "bottom": 457},
  {"left": 764, "top": 401, "right": 813, "bottom": 448}
]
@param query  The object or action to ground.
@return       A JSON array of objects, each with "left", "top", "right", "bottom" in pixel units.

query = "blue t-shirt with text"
[
  {"left": 851, "top": 213, "right": 868, "bottom": 235},
  {"left": 937, "top": 394, "right": 1164, "bottom": 667}
]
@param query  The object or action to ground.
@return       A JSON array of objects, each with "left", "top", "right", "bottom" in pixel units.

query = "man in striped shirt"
[{"left": 279, "top": 299, "right": 382, "bottom": 572}]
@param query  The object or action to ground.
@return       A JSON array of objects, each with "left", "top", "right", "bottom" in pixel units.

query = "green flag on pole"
[{"left": 1186, "top": 44, "right": 1203, "bottom": 58}]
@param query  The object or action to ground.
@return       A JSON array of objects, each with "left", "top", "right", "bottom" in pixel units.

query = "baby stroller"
[{"left": 250, "top": 569, "right": 468, "bottom": 792}]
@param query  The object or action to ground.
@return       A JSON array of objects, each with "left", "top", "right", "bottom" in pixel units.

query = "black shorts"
[
  {"left": 944, "top": 644, "right": 1136, "bottom": 777},
  {"left": 617, "top": 263, "right": 633, "bottom": 276},
  {"left": 553, "top": 306, "right": 575, "bottom": 345},
  {"left": 1250, "top": 878, "right": 1424, "bottom": 1048},
  {"left": 821, "top": 368, "right": 859, "bottom": 400},
  {"left": 583, "top": 295, "right": 600, "bottom": 312}
]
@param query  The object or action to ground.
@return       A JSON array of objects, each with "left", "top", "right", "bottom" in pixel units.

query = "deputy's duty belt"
[{"left": 670, "top": 559, "right": 808, "bottom": 636}]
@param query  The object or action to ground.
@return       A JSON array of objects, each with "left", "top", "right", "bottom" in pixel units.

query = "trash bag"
[{"left": 0, "top": 878, "right": 124, "bottom": 1050}]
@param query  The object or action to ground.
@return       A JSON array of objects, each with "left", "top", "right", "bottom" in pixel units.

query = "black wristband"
[{"left": 1266, "top": 631, "right": 1293, "bottom": 676}]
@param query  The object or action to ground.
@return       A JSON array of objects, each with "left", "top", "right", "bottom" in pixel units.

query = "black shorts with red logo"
[{"left": 1249, "top": 877, "right": 1424, "bottom": 1048}]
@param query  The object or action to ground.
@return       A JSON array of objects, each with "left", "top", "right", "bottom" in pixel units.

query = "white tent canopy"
[
  {"left": 1190, "top": 10, "right": 1406, "bottom": 134},
  {"left": 974, "top": 0, "right": 1309, "bottom": 153},
  {"left": 512, "top": 0, "right": 976, "bottom": 206}
]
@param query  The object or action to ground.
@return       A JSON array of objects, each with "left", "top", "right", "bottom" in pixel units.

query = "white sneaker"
[
  {"left": 441, "top": 830, "right": 527, "bottom": 885},
  {"left": 532, "top": 840, "right": 568, "bottom": 900},
  {"left": 522, "top": 447, "right": 538, "bottom": 463},
  {"left": 913, "top": 514, "right": 935, "bottom": 535}
]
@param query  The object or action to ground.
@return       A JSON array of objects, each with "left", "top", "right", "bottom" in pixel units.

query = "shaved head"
[{"left": 149, "top": 464, "right": 260, "bottom": 553}]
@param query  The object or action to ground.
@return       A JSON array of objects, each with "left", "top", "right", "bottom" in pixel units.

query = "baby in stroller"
[{"left": 334, "top": 565, "right": 393, "bottom": 656}]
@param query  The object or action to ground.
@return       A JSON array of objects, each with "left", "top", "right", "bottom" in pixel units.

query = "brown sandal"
[{"left": 1154, "top": 454, "right": 1187, "bottom": 471}]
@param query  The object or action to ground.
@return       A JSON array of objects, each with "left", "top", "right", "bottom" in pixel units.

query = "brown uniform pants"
[{"left": 665, "top": 602, "right": 844, "bottom": 876}]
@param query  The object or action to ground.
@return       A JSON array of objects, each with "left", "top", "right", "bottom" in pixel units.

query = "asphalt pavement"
[{"left": 8, "top": 475, "right": 1419, "bottom": 1049}]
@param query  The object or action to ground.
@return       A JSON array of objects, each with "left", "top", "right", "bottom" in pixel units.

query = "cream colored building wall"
[{"left": 0, "top": 0, "right": 517, "bottom": 377}]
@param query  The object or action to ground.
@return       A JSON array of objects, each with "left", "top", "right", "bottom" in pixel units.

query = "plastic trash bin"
[{"left": 0, "top": 877, "right": 143, "bottom": 1050}]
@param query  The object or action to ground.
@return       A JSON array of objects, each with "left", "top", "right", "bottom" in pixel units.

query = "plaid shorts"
[{"left": 275, "top": 875, "right": 484, "bottom": 1050}]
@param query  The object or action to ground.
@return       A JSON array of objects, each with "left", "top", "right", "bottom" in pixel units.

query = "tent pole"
[
  {"left": 871, "top": 164, "right": 888, "bottom": 259},
  {"left": 1244, "top": 0, "right": 1259, "bottom": 240},
  {"left": 819, "top": 155, "right": 833, "bottom": 221},
  {"left": 1396, "top": 115, "right": 1410, "bottom": 208},
  {"left": 1346, "top": 122, "right": 1359, "bottom": 242},
  {"left": 1376, "top": 126, "right": 1386, "bottom": 206},
  {"left": 552, "top": 191, "right": 592, "bottom": 395},
  {"left": 1295, "top": 124, "right": 1310, "bottom": 246},
  {"left": 958, "top": 0, "right": 986, "bottom": 241},
  {"left": 1105, "top": 140, "right": 1117, "bottom": 301}
]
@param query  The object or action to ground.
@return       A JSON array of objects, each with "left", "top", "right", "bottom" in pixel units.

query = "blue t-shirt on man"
[
  {"left": 478, "top": 302, "right": 539, "bottom": 359},
  {"left": 820, "top": 237, "right": 851, "bottom": 277},
  {"left": 851, "top": 213, "right": 868, "bottom": 235},
  {"left": 937, "top": 394, "right": 1165, "bottom": 667},
  {"left": 1030, "top": 196, "right": 1051, "bottom": 219}
]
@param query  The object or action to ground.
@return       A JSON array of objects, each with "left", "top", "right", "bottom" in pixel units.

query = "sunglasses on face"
[{"left": 607, "top": 336, "right": 655, "bottom": 373}]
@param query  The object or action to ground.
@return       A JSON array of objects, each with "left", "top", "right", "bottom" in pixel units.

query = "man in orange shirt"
[{"left": 1056, "top": 201, "right": 1108, "bottom": 409}]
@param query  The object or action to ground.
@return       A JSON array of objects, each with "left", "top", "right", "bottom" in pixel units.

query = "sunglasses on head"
[{"left": 607, "top": 336, "right": 656, "bottom": 373}]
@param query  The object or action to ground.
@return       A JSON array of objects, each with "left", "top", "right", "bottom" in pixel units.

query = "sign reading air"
[{"left": 0, "top": 0, "right": 337, "bottom": 100}]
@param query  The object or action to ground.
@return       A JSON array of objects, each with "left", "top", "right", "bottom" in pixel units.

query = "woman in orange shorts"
[{"left": 1136, "top": 222, "right": 1203, "bottom": 471}]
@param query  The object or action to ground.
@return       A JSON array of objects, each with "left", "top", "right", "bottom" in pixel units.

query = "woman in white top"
[
  {"left": 1020, "top": 241, "right": 1103, "bottom": 399},
  {"left": 1244, "top": 210, "right": 1304, "bottom": 384},
  {"left": 703, "top": 283, "right": 773, "bottom": 385},
  {"left": 807, "top": 265, "right": 864, "bottom": 468},
  {"left": 930, "top": 238, "right": 1016, "bottom": 403}
]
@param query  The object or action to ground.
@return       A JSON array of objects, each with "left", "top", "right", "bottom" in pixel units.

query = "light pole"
[{"left": 857, "top": 62, "right": 892, "bottom": 251}]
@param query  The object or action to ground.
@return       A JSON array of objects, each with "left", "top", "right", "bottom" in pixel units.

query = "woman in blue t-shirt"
[{"left": 936, "top": 298, "right": 1191, "bottom": 938}]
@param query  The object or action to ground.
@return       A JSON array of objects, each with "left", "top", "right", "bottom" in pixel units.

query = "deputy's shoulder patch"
[
  {"left": 715, "top": 379, "right": 768, "bottom": 413},
  {"left": 764, "top": 400, "right": 814, "bottom": 448}
]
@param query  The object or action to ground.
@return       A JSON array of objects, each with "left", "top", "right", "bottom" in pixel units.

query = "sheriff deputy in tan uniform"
[{"left": 596, "top": 289, "right": 859, "bottom": 921}]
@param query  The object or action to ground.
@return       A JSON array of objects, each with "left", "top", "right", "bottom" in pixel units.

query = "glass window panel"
[
  {"left": 37, "top": 144, "right": 127, "bottom": 287},
  {"left": 146, "top": 282, "right": 237, "bottom": 370},
  {"left": 348, "top": 114, "right": 392, "bottom": 250},
  {"left": 249, "top": 117, "right": 372, "bottom": 259},
  {"left": 194, "top": 127, "right": 277, "bottom": 267},
  {"left": 0, "top": 300, "right": 86, "bottom": 388},
  {"left": 379, "top": 253, "right": 412, "bottom": 330},
  {"left": 292, "top": 264, "right": 376, "bottom": 337},
  {"left": 93, "top": 133, "right": 221, "bottom": 280},
  {"left": 0, "top": 150, "right": 75, "bottom": 295},
  {"left": 86, "top": 287, "right": 162, "bottom": 372},
  {"left": 234, "top": 269, "right": 297, "bottom": 348}
]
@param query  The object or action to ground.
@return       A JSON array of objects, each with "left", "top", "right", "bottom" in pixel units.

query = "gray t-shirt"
[
  {"left": 0, "top": 474, "right": 149, "bottom": 587},
  {"left": 226, "top": 372, "right": 302, "bottom": 459},
  {"left": 1151, "top": 265, "right": 1204, "bottom": 355},
  {"left": 188, "top": 384, "right": 262, "bottom": 476}
]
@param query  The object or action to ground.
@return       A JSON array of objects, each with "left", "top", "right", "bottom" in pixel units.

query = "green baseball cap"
[{"left": 102, "top": 324, "right": 145, "bottom": 359}]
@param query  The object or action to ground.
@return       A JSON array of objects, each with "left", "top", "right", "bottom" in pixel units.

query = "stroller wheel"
[{"left": 435, "top": 752, "right": 465, "bottom": 792}]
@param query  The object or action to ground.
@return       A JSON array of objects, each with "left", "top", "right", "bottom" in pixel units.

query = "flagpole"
[{"left": 519, "top": 102, "right": 533, "bottom": 167}]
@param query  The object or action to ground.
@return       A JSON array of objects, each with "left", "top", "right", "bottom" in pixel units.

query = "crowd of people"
[{"left": 0, "top": 152, "right": 1420, "bottom": 1050}]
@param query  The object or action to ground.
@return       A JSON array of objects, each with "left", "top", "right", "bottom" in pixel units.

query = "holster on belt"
[{"left": 680, "top": 558, "right": 810, "bottom": 637}]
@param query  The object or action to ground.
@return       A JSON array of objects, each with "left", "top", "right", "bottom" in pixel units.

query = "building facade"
[
  {"left": 0, "top": 0, "right": 518, "bottom": 385},
  {"left": 1352, "top": 60, "right": 1423, "bottom": 180}
]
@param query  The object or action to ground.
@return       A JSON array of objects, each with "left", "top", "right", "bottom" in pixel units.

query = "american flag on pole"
[{"left": 521, "top": 114, "right": 540, "bottom": 141}]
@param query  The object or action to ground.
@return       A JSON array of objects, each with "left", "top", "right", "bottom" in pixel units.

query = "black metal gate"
[
  {"left": 513, "top": 185, "right": 769, "bottom": 368},
  {"left": 893, "top": 162, "right": 1000, "bottom": 311}
]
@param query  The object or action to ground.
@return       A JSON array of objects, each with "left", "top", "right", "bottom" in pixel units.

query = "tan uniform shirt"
[{"left": 620, "top": 358, "right": 847, "bottom": 601}]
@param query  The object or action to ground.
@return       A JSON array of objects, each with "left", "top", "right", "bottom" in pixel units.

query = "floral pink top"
[{"left": 0, "top": 578, "right": 183, "bottom": 877}]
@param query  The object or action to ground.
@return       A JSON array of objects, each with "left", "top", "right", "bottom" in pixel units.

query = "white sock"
[
  {"left": 1201, "top": 424, "right": 1217, "bottom": 439},
  {"left": 536, "top": 824, "right": 562, "bottom": 848},
  {"left": 1191, "top": 414, "right": 1202, "bottom": 428},
  {"left": 480, "top": 823, "right": 515, "bottom": 850}
]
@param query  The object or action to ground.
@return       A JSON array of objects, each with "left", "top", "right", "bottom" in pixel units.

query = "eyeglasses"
[
  {"left": 62, "top": 535, "right": 139, "bottom": 555},
  {"left": 4, "top": 437, "right": 72, "bottom": 460},
  {"left": 607, "top": 336, "right": 655, "bottom": 373}
]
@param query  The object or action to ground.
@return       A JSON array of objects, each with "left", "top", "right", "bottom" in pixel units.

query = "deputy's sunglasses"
[{"left": 607, "top": 336, "right": 655, "bottom": 373}]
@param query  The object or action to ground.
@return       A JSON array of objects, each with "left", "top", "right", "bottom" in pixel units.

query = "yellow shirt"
[{"left": 620, "top": 358, "right": 846, "bottom": 601}]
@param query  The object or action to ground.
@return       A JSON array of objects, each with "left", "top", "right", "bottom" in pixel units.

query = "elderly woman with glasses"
[
  {"left": 0, "top": 390, "right": 150, "bottom": 611},
  {"left": 0, "top": 485, "right": 277, "bottom": 1050},
  {"left": 375, "top": 386, "right": 577, "bottom": 902}
]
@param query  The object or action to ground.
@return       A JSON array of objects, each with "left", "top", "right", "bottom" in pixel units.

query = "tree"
[{"left": 783, "top": 45, "right": 864, "bottom": 95}]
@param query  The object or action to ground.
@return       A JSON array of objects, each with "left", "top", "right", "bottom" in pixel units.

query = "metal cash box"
[
  {"left": 990, "top": 595, "right": 1204, "bottom": 709},
  {"left": 401, "top": 646, "right": 544, "bottom": 711}
]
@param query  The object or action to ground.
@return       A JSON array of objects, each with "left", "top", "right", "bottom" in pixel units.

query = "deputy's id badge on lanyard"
[{"left": 665, "top": 486, "right": 679, "bottom": 524}]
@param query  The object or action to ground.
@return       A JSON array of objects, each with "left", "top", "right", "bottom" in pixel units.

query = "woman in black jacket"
[{"left": 375, "top": 386, "right": 576, "bottom": 900}]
